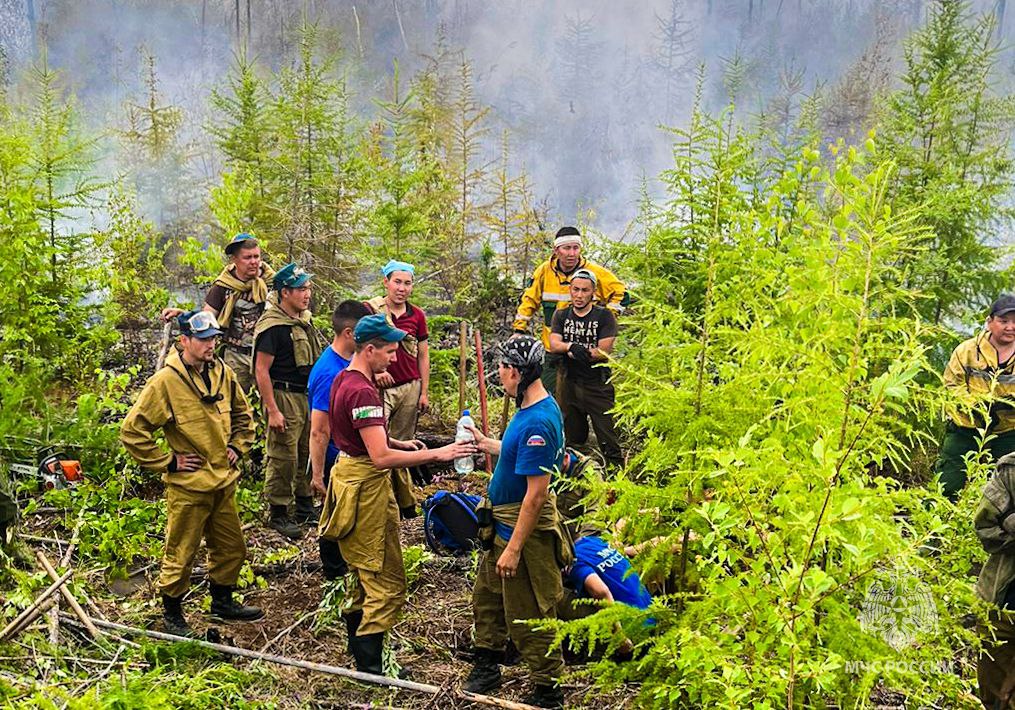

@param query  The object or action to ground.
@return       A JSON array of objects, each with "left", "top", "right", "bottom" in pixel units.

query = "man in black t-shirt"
[
  {"left": 252, "top": 263, "right": 324, "bottom": 540},
  {"left": 549, "top": 269, "right": 623, "bottom": 469}
]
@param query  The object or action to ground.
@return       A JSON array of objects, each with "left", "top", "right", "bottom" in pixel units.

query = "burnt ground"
[{"left": 21, "top": 468, "right": 638, "bottom": 709}]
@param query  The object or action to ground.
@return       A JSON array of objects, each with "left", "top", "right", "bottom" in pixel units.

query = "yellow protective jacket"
[
  {"left": 120, "top": 348, "right": 255, "bottom": 492},
  {"left": 943, "top": 331, "right": 1015, "bottom": 433},
  {"left": 513, "top": 256, "right": 628, "bottom": 348}
]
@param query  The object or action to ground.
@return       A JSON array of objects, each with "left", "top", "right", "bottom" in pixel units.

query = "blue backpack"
[{"left": 422, "top": 490, "right": 482, "bottom": 556}]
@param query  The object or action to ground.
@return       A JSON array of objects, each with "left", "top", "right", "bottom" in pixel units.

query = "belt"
[
  {"left": 224, "top": 343, "right": 250, "bottom": 354},
  {"left": 272, "top": 380, "right": 306, "bottom": 394}
]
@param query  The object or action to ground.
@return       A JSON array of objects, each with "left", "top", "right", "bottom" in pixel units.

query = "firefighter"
[
  {"left": 121, "top": 310, "right": 262, "bottom": 636},
  {"left": 513, "top": 226, "right": 627, "bottom": 397},
  {"left": 935, "top": 294, "right": 1015, "bottom": 501}
]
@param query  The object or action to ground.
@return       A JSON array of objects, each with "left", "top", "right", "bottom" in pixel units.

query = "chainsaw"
[{"left": 1, "top": 439, "right": 85, "bottom": 492}]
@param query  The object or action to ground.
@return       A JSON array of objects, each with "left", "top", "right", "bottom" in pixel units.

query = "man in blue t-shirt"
[
  {"left": 464, "top": 336, "right": 566, "bottom": 709},
  {"left": 308, "top": 300, "right": 369, "bottom": 580},
  {"left": 566, "top": 535, "right": 653, "bottom": 612}
]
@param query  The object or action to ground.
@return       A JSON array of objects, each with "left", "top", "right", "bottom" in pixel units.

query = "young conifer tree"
[
  {"left": 878, "top": 0, "right": 1015, "bottom": 333},
  {"left": 555, "top": 106, "right": 982, "bottom": 708}
]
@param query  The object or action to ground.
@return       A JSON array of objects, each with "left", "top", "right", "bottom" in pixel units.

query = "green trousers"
[
  {"left": 559, "top": 376, "right": 623, "bottom": 469},
  {"left": 472, "top": 531, "right": 564, "bottom": 686},
  {"left": 540, "top": 353, "right": 561, "bottom": 401},
  {"left": 979, "top": 610, "right": 1015, "bottom": 709},
  {"left": 159, "top": 482, "right": 245, "bottom": 598},
  {"left": 264, "top": 388, "right": 311, "bottom": 507},
  {"left": 934, "top": 423, "right": 1015, "bottom": 502}
]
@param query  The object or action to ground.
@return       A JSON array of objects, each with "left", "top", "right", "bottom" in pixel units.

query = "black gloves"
[{"left": 569, "top": 343, "right": 593, "bottom": 364}]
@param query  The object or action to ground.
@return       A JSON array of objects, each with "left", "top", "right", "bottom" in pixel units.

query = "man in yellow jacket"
[
  {"left": 121, "top": 310, "right": 262, "bottom": 636},
  {"left": 935, "top": 294, "right": 1015, "bottom": 501},
  {"left": 513, "top": 226, "right": 627, "bottom": 396}
]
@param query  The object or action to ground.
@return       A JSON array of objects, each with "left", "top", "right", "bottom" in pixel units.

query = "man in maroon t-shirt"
[
  {"left": 364, "top": 260, "right": 430, "bottom": 518},
  {"left": 320, "top": 314, "right": 473, "bottom": 677}
]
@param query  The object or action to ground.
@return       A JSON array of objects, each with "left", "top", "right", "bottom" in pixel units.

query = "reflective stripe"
[
  {"left": 514, "top": 313, "right": 532, "bottom": 321},
  {"left": 965, "top": 367, "right": 1015, "bottom": 386},
  {"left": 607, "top": 302, "right": 624, "bottom": 312},
  {"left": 543, "top": 293, "right": 571, "bottom": 302}
]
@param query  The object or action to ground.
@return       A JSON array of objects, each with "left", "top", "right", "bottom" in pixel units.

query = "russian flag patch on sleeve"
[{"left": 525, "top": 434, "right": 546, "bottom": 447}]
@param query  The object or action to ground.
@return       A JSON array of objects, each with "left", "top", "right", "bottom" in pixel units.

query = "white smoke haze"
[{"left": 1, "top": 0, "right": 1012, "bottom": 236}]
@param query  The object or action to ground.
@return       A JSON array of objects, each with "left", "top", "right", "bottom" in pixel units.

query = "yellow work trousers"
[{"left": 159, "top": 482, "right": 246, "bottom": 598}]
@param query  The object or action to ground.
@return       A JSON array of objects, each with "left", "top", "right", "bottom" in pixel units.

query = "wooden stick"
[
  {"left": 22, "top": 534, "right": 70, "bottom": 546},
  {"left": 67, "top": 615, "right": 542, "bottom": 710},
  {"left": 155, "top": 321, "right": 173, "bottom": 371},
  {"left": 499, "top": 394, "right": 510, "bottom": 437},
  {"left": 474, "top": 329, "right": 493, "bottom": 472},
  {"left": 60, "top": 507, "right": 87, "bottom": 567},
  {"left": 36, "top": 552, "right": 99, "bottom": 640},
  {"left": 0, "top": 569, "right": 73, "bottom": 642},
  {"left": 79, "top": 588, "right": 107, "bottom": 622},
  {"left": 458, "top": 321, "right": 468, "bottom": 416}
]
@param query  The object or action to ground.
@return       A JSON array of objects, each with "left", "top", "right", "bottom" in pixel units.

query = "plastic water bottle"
[{"left": 454, "top": 410, "right": 476, "bottom": 475}]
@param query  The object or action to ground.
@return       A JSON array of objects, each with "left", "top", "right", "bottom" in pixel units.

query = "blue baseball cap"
[
  {"left": 273, "top": 262, "right": 312, "bottom": 290},
  {"left": 178, "top": 310, "right": 223, "bottom": 339},
  {"left": 354, "top": 314, "right": 407, "bottom": 344},
  {"left": 224, "top": 232, "right": 259, "bottom": 255}
]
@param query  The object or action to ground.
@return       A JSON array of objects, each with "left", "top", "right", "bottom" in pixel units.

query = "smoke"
[{"left": 0, "top": 0, "right": 1011, "bottom": 237}]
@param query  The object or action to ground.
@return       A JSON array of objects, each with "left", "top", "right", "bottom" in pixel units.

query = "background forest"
[{"left": 3, "top": 0, "right": 1015, "bottom": 708}]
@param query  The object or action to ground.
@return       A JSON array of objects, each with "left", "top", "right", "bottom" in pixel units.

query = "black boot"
[
  {"left": 523, "top": 684, "right": 565, "bottom": 709},
  {"left": 349, "top": 634, "right": 385, "bottom": 675},
  {"left": 463, "top": 648, "right": 504, "bottom": 693},
  {"left": 209, "top": 584, "right": 264, "bottom": 621},
  {"left": 267, "top": 505, "right": 303, "bottom": 540},
  {"left": 294, "top": 496, "right": 320, "bottom": 525},
  {"left": 399, "top": 505, "right": 419, "bottom": 520},
  {"left": 162, "top": 594, "right": 193, "bottom": 637}
]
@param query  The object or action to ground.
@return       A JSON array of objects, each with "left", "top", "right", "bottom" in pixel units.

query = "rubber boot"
[
  {"left": 464, "top": 648, "right": 504, "bottom": 693},
  {"left": 523, "top": 684, "right": 565, "bottom": 709},
  {"left": 294, "top": 496, "right": 320, "bottom": 525},
  {"left": 162, "top": 594, "right": 193, "bottom": 637},
  {"left": 209, "top": 584, "right": 264, "bottom": 621},
  {"left": 268, "top": 504, "right": 303, "bottom": 540},
  {"left": 349, "top": 633, "right": 385, "bottom": 675}
]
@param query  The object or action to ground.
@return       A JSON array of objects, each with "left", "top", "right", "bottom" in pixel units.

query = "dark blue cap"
[
  {"left": 273, "top": 262, "right": 312, "bottom": 290},
  {"left": 354, "top": 314, "right": 406, "bottom": 344},
  {"left": 178, "top": 310, "right": 223, "bottom": 339}
]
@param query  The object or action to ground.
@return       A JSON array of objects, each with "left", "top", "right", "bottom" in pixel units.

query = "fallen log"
[
  {"left": 0, "top": 568, "right": 73, "bottom": 642},
  {"left": 63, "top": 615, "right": 542, "bottom": 710}
]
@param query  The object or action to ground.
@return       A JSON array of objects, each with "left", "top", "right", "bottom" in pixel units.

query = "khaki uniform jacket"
[
  {"left": 943, "top": 331, "right": 1015, "bottom": 433},
  {"left": 976, "top": 453, "right": 1015, "bottom": 605},
  {"left": 513, "top": 256, "right": 627, "bottom": 349},
  {"left": 120, "top": 348, "right": 255, "bottom": 492},
  {"left": 251, "top": 302, "right": 324, "bottom": 373}
]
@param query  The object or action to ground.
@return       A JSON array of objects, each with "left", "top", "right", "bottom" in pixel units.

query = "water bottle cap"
[{"left": 463, "top": 410, "right": 470, "bottom": 416}]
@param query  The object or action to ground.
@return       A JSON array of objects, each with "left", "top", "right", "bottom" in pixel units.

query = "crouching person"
[
  {"left": 120, "top": 310, "right": 263, "bottom": 636},
  {"left": 320, "top": 314, "right": 474, "bottom": 675},
  {"left": 464, "top": 336, "right": 572, "bottom": 709}
]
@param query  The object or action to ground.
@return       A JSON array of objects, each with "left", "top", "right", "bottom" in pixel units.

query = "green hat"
[
  {"left": 354, "top": 314, "right": 406, "bottom": 344},
  {"left": 273, "top": 262, "right": 312, "bottom": 290}
]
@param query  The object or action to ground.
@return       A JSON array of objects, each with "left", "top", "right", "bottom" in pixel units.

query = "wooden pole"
[
  {"left": 62, "top": 615, "right": 541, "bottom": 710},
  {"left": 499, "top": 394, "right": 510, "bottom": 437},
  {"left": 474, "top": 330, "right": 493, "bottom": 472},
  {"left": 36, "top": 552, "right": 99, "bottom": 640},
  {"left": 458, "top": 321, "right": 468, "bottom": 416},
  {"left": 155, "top": 321, "right": 173, "bottom": 371},
  {"left": 0, "top": 569, "right": 73, "bottom": 642}
]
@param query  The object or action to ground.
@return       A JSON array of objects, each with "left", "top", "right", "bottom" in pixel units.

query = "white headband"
[{"left": 554, "top": 235, "right": 582, "bottom": 248}]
